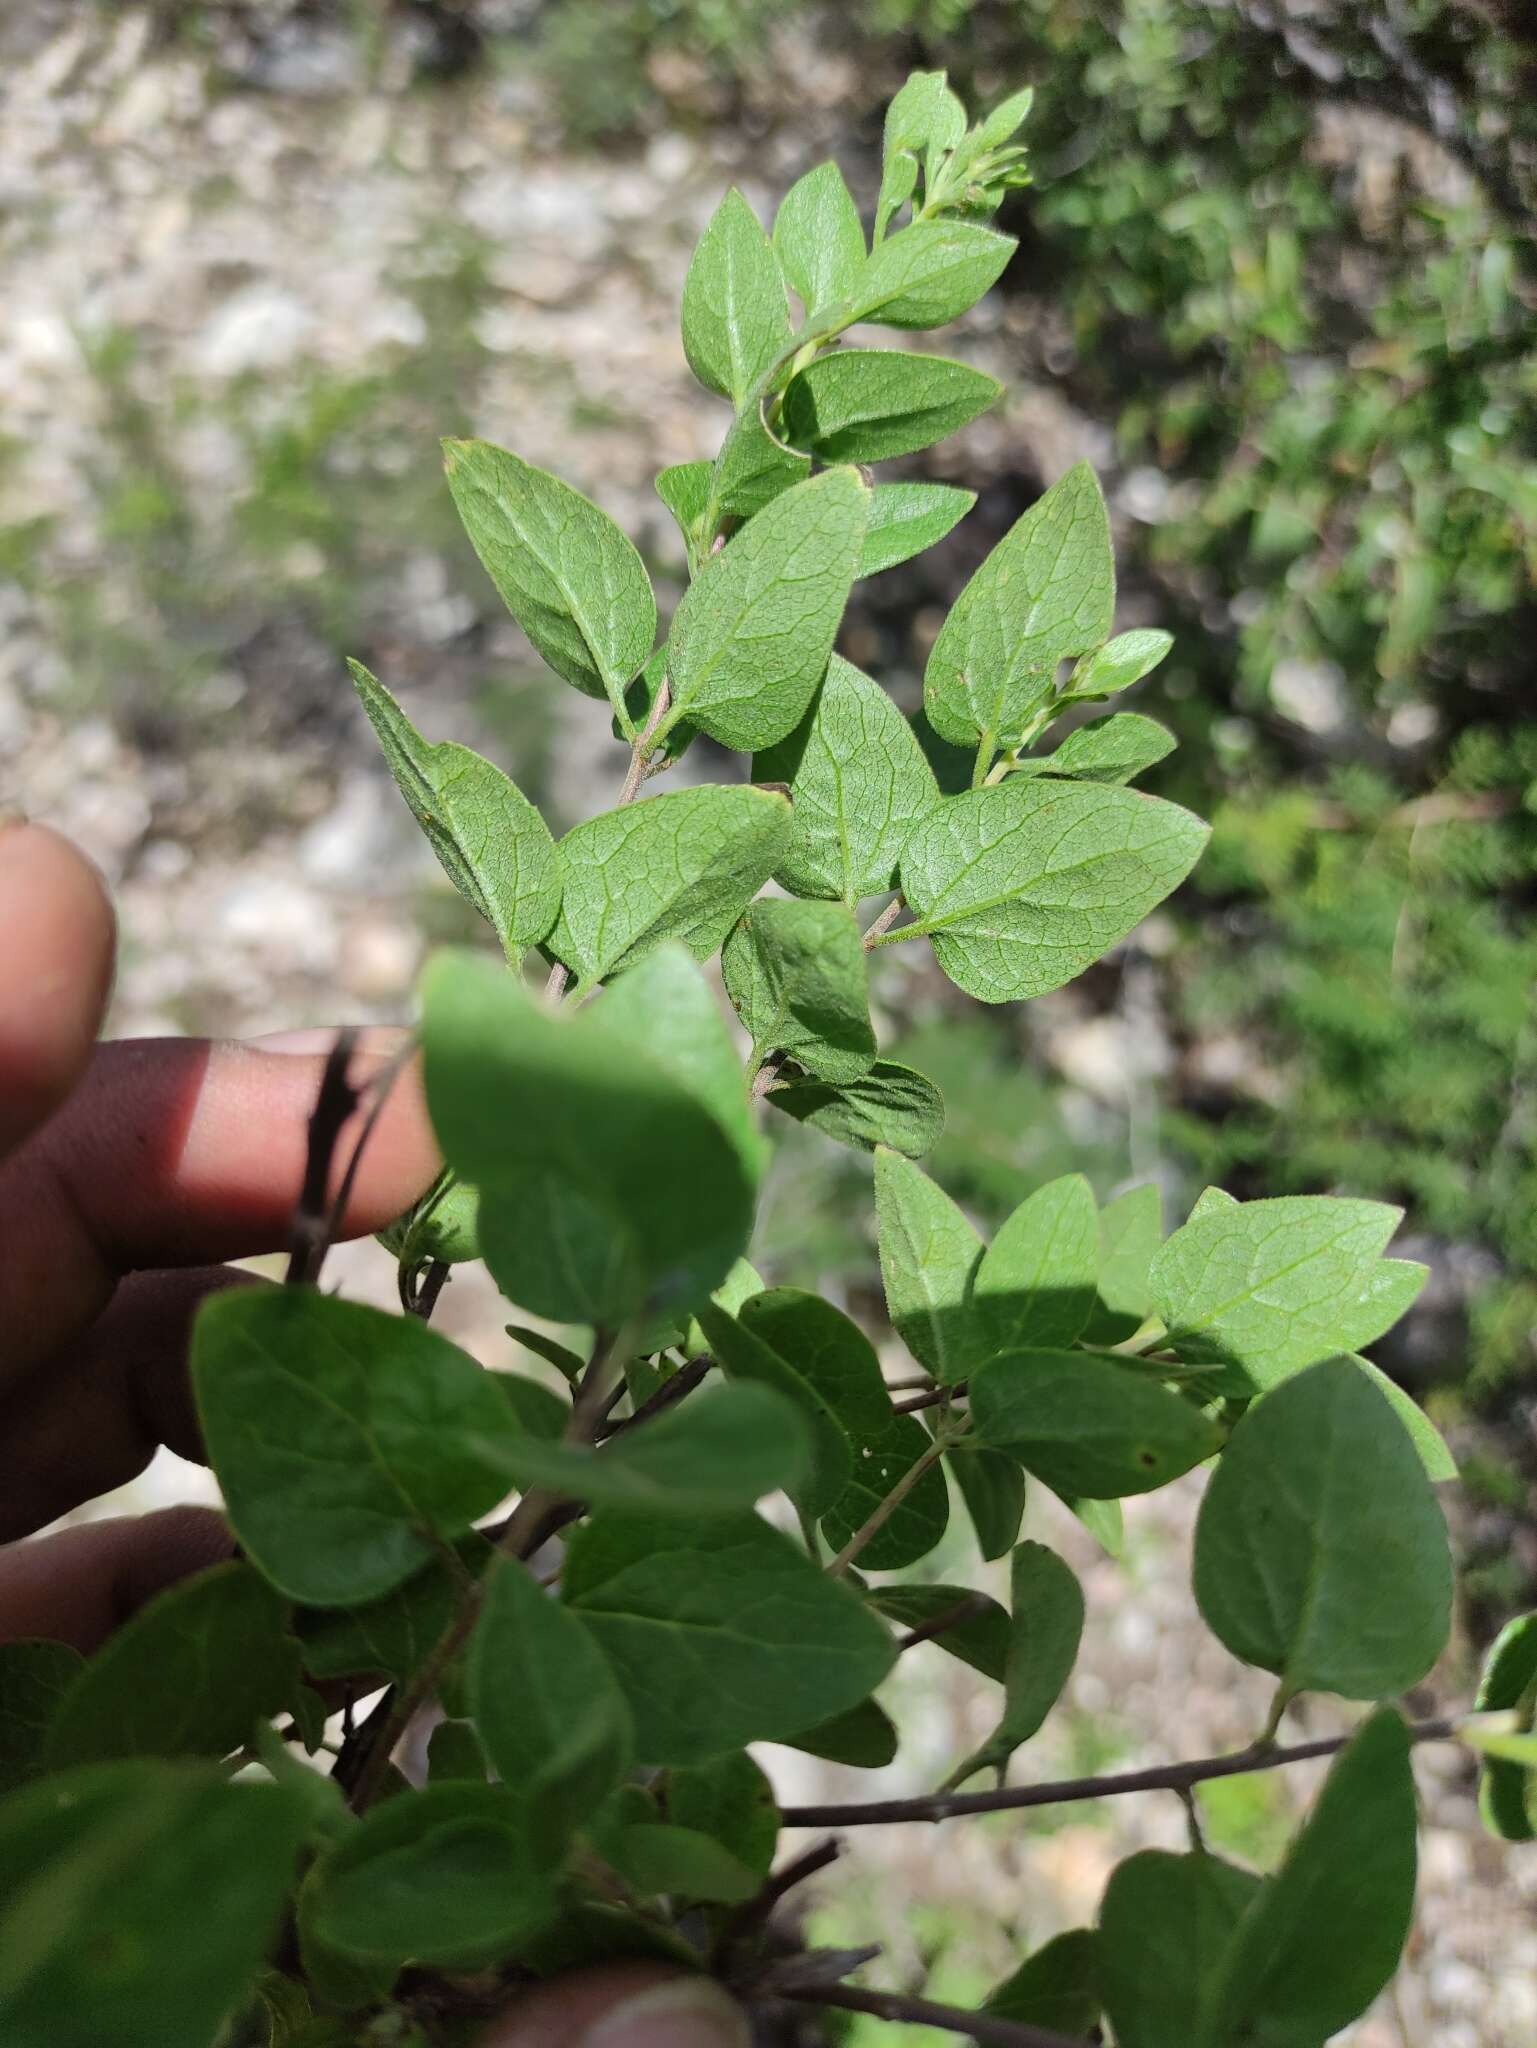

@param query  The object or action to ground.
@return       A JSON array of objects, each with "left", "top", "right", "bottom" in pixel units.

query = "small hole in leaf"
[{"left": 1138, "top": 1449, "right": 1158, "bottom": 1467}]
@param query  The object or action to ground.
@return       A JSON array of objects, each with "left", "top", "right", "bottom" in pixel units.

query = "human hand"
[{"left": 0, "top": 819, "right": 748, "bottom": 2048}]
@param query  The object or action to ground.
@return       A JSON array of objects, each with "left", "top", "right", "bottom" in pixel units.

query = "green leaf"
[
  {"left": 923, "top": 463, "right": 1115, "bottom": 755},
  {"left": 348, "top": 662, "right": 560, "bottom": 964},
  {"left": 562, "top": 1509, "right": 895, "bottom": 1764},
  {"left": 779, "top": 1696, "right": 898, "bottom": 1768},
  {"left": 655, "top": 460, "right": 712, "bottom": 544},
  {"left": 985, "top": 1927, "right": 1099, "bottom": 2039},
  {"left": 1150, "top": 1194, "right": 1411, "bottom": 1393},
  {"left": 868, "top": 1583, "right": 1010, "bottom": 1681},
  {"left": 663, "top": 467, "right": 868, "bottom": 752},
  {"left": 1473, "top": 1613, "right": 1537, "bottom": 1840},
  {"left": 1018, "top": 711, "right": 1176, "bottom": 787},
  {"left": 972, "top": 1172, "right": 1099, "bottom": 1353},
  {"left": 549, "top": 783, "right": 791, "bottom": 992},
  {"left": 1099, "top": 1849, "right": 1262, "bottom": 2048},
  {"left": 681, "top": 188, "right": 792, "bottom": 406},
  {"left": 946, "top": 1542, "right": 1084, "bottom": 1784},
  {"left": 723, "top": 897, "right": 875, "bottom": 1082},
  {"left": 0, "top": 1763, "right": 309, "bottom": 2048},
  {"left": 596, "top": 941, "right": 758, "bottom": 1175},
  {"left": 693, "top": 1300, "right": 852, "bottom": 1523},
  {"left": 1067, "top": 627, "right": 1174, "bottom": 701},
  {"left": 1341, "top": 1354, "right": 1457, "bottom": 1481},
  {"left": 0, "top": 1643, "right": 81, "bottom": 1795},
  {"left": 45, "top": 1563, "right": 298, "bottom": 1768},
  {"left": 507, "top": 1325, "right": 587, "bottom": 1385},
  {"left": 894, "top": 779, "right": 1209, "bottom": 1004},
  {"left": 711, "top": 400, "right": 811, "bottom": 521},
  {"left": 1063, "top": 1493, "right": 1124, "bottom": 1557},
  {"left": 976, "top": 85, "right": 1036, "bottom": 151},
  {"left": 426, "top": 1719, "right": 487, "bottom": 1783},
  {"left": 468, "top": 1557, "right": 632, "bottom": 1858},
  {"left": 666, "top": 1750, "right": 779, "bottom": 1878},
  {"left": 852, "top": 219, "right": 1017, "bottom": 329},
  {"left": 1200, "top": 1711, "right": 1419, "bottom": 2047},
  {"left": 884, "top": 69, "right": 964, "bottom": 186},
  {"left": 489, "top": 1382, "right": 811, "bottom": 1514},
  {"left": 306, "top": 1783, "right": 559, "bottom": 1972},
  {"left": 605, "top": 1823, "right": 759, "bottom": 1904},
  {"left": 859, "top": 481, "right": 975, "bottom": 577},
  {"left": 1193, "top": 1357, "right": 1452, "bottom": 1698},
  {"left": 946, "top": 1443, "right": 1027, "bottom": 1561},
  {"left": 874, "top": 1148, "right": 983, "bottom": 1383},
  {"left": 442, "top": 438, "right": 655, "bottom": 729},
  {"left": 425, "top": 952, "right": 758, "bottom": 1324},
  {"left": 1083, "top": 1183, "right": 1162, "bottom": 1343},
  {"left": 380, "top": 1169, "right": 480, "bottom": 1268},
  {"left": 773, "top": 161, "right": 865, "bottom": 318},
  {"left": 768, "top": 1059, "right": 946, "bottom": 1159},
  {"left": 755, "top": 655, "right": 942, "bottom": 907},
  {"left": 194, "top": 1288, "right": 520, "bottom": 1607},
  {"left": 970, "top": 1349, "right": 1223, "bottom": 1497},
  {"left": 296, "top": 1538, "right": 487, "bottom": 1688},
  {"left": 782, "top": 350, "right": 1002, "bottom": 464},
  {"left": 497, "top": 1371, "right": 570, "bottom": 1440},
  {"left": 873, "top": 149, "right": 919, "bottom": 247},
  {"left": 738, "top": 1288, "right": 949, "bottom": 1570}
]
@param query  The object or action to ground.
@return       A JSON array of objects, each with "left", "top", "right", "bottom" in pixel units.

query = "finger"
[
  {"left": 0, "top": 1035, "right": 439, "bottom": 1386},
  {"left": 477, "top": 1968, "right": 749, "bottom": 2048},
  {"left": 0, "top": 1266, "right": 255, "bottom": 1543},
  {"left": 0, "top": 822, "right": 115, "bottom": 1159},
  {"left": 0, "top": 1505, "right": 235, "bottom": 1652}
]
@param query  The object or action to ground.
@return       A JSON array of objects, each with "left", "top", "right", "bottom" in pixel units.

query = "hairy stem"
[
  {"left": 780, "top": 1717, "right": 1461, "bottom": 1828},
  {"left": 826, "top": 1434, "right": 954, "bottom": 1579},
  {"left": 782, "top": 1981, "right": 1083, "bottom": 2048}
]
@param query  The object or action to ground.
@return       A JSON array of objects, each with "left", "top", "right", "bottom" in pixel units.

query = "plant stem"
[
  {"left": 861, "top": 895, "right": 907, "bottom": 947},
  {"left": 894, "top": 1590, "right": 994, "bottom": 1655},
  {"left": 826, "top": 1435, "right": 954, "bottom": 1579},
  {"left": 749, "top": 1049, "right": 787, "bottom": 1100},
  {"left": 598, "top": 1354, "right": 714, "bottom": 1441},
  {"left": 779, "top": 1717, "right": 1460, "bottom": 1828},
  {"left": 970, "top": 734, "right": 994, "bottom": 789},
  {"left": 890, "top": 1382, "right": 965, "bottom": 1416},
  {"left": 712, "top": 1836, "right": 841, "bottom": 1968},
  {"left": 782, "top": 1981, "right": 1084, "bottom": 2048}
]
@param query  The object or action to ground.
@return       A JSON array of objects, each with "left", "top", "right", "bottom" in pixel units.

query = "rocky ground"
[{"left": 2, "top": 10, "right": 1532, "bottom": 2041}]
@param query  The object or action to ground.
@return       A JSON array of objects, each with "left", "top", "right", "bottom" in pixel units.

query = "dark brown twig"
[
  {"left": 598, "top": 1355, "right": 715, "bottom": 1441},
  {"left": 891, "top": 1382, "right": 966, "bottom": 1415},
  {"left": 781, "top": 1980, "right": 1084, "bottom": 2047},
  {"left": 895, "top": 1591, "right": 994, "bottom": 1655},
  {"left": 781, "top": 1717, "right": 1460, "bottom": 1828},
  {"left": 712, "top": 1837, "right": 842, "bottom": 1968},
  {"left": 285, "top": 1029, "right": 361, "bottom": 1286}
]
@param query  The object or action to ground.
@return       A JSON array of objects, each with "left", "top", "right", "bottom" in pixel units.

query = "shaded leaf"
[
  {"left": 869, "top": 1583, "right": 1010, "bottom": 1681},
  {"left": 946, "top": 1443, "right": 1027, "bottom": 1561},
  {"left": 970, "top": 1349, "right": 1223, "bottom": 1498},
  {"left": 711, "top": 400, "right": 811, "bottom": 521},
  {"left": 666, "top": 1750, "right": 779, "bottom": 1878},
  {"left": 1099, "top": 1849, "right": 1261, "bottom": 2048},
  {"left": 1018, "top": 711, "right": 1176, "bottom": 787},
  {"left": 1083, "top": 1183, "right": 1162, "bottom": 1344},
  {"left": 655, "top": 460, "right": 712, "bottom": 544},
  {"left": 1338, "top": 1354, "right": 1457, "bottom": 1481},
  {"left": 296, "top": 1537, "right": 487, "bottom": 1689},
  {"left": 724, "top": 897, "right": 875, "bottom": 1082},
  {"left": 0, "top": 1643, "right": 82, "bottom": 1796},
  {"left": 693, "top": 1298, "right": 852, "bottom": 1523},
  {"left": 769, "top": 1059, "right": 946, "bottom": 1159},
  {"left": 986, "top": 1927, "right": 1100, "bottom": 2039},
  {"left": 946, "top": 1542, "right": 1084, "bottom": 1784},
  {"left": 778, "top": 1697, "right": 898, "bottom": 1769},
  {"left": 859, "top": 481, "right": 975, "bottom": 578},
  {"left": 606, "top": 1823, "right": 759, "bottom": 1904},
  {"left": 1473, "top": 1612, "right": 1537, "bottom": 1841},
  {"left": 874, "top": 1148, "right": 983, "bottom": 1383},
  {"left": 972, "top": 1172, "right": 1099, "bottom": 1352}
]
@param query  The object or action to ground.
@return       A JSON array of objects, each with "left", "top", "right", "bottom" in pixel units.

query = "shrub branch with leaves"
[{"left": 3, "top": 69, "right": 1532, "bottom": 2048}]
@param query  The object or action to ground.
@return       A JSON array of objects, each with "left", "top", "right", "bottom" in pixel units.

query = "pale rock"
[{"left": 194, "top": 286, "right": 315, "bottom": 377}]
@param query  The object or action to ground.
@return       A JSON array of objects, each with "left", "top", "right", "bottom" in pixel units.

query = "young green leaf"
[
  {"left": 739, "top": 1287, "right": 950, "bottom": 1570},
  {"left": 971, "top": 1172, "right": 1099, "bottom": 1352},
  {"left": 468, "top": 1558, "right": 632, "bottom": 1858},
  {"left": 723, "top": 896, "right": 876, "bottom": 1082},
  {"left": 710, "top": 400, "right": 811, "bottom": 521},
  {"left": 194, "top": 1288, "right": 521, "bottom": 1607},
  {"left": 666, "top": 1750, "right": 779, "bottom": 1878},
  {"left": 1099, "top": 1849, "right": 1262, "bottom": 2048},
  {"left": 946, "top": 1443, "right": 1027, "bottom": 1561},
  {"left": 305, "top": 1783, "right": 559, "bottom": 1972},
  {"left": 693, "top": 1299, "right": 851, "bottom": 1523},
  {"left": 894, "top": 779, "right": 1209, "bottom": 1004},
  {"left": 985, "top": 1928, "right": 1100, "bottom": 2040},
  {"left": 945, "top": 1542, "right": 1084, "bottom": 1784},
  {"left": 868, "top": 1583, "right": 1011, "bottom": 1681},
  {"left": 1150, "top": 1194, "right": 1411, "bottom": 1392},
  {"left": 489, "top": 1381, "right": 811, "bottom": 1515},
  {"left": 45, "top": 1563, "right": 299, "bottom": 1768},
  {"left": 772, "top": 161, "right": 865, "bottom": 318},
  {"left": 768, "top": 1059, "right": 946, "bottom": 1159},
  {"left": 424, "top": 952, "right": 758, "bottom": 1324},
  {"left": 1193, "top": 1357, "right": 1453, "bottom": 1698},
  {"left": 681, "top": 188, "right": 792, "bottom": 406},
  {"left": 548, "top": 783, "right": 791, "bottom": 992},
  {"left": 662, "top": 467, "right": 868, "bottom": 752},
  {"left": 0, "top": 1642, "right": 82, "bottom": 1795},
  {"left": 923, "top": 462, "right": 1115, "bottom": 756},
  {"left": 755, "top": 655, "right": 942, "bottom": 906},
  {"left": 442, "top": 438, "right": 655, "bottom": 730},
  {"left": 379, "top": 1169, "right": 480, "bottom": 1269},
  {"left": 1018, "top": 711, "right": 1176, "bottom": 787},
  {"left": 884, "top": 69, "right": 964, "bottom": 184},
  {"left": 874, "top": 1148, "right": 984, "bottom": 1383},
  {"left": 349, "top": 662, "right": 561, "bottom": 964},
  {"left": 563, "top": 1509, "right": 896, "bottom": 1763},
  {"left": 858, "top": 481, "right": 975, "bottom": 577},
  {"left": 1083, "top": 1182, "right": 1162, "bottom": 1343},
  {"left": 655, "top": 459, "right": 713, "bottom": 544},
  {"left": 781, "top": 350, "right": 1002, "bottom": 464},
  {"left": 873, "top": 148, "right": 919, "bottom": 247},
  {"left": 1200, "top": 1710, "right": 1419, "bottom": 2047},
  {"left": 976, "top": 85, "right": 1036, "bottom": 151},
  {"left": 0, "top": 1763, "right": 310, "bottom": 2048},
  {"left": 1067, "top": 627, "right": 1174, "bottom": 701},
  {"left": 969, "top": 1349, "right": 1223, "bottom": 1497},
  {"left": 1472, "top": 1613, "right": 1537, "bottom": 1841},
  {"left": 852, "top": 219, "right": 1017, "bottom": 329}
]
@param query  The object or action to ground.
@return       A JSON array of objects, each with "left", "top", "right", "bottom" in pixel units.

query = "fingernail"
[{"left": 581, "top": 1979, "right": 749, "bottom": 2048}]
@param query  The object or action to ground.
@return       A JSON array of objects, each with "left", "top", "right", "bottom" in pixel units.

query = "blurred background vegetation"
[{"left": 4, "top": 0, "right": 1534, "bottom": 1602}]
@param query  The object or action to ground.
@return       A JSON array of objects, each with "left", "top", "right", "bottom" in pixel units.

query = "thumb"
[{"left": 478, "top": 1965, "right": 749, "bottom": 2048}]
